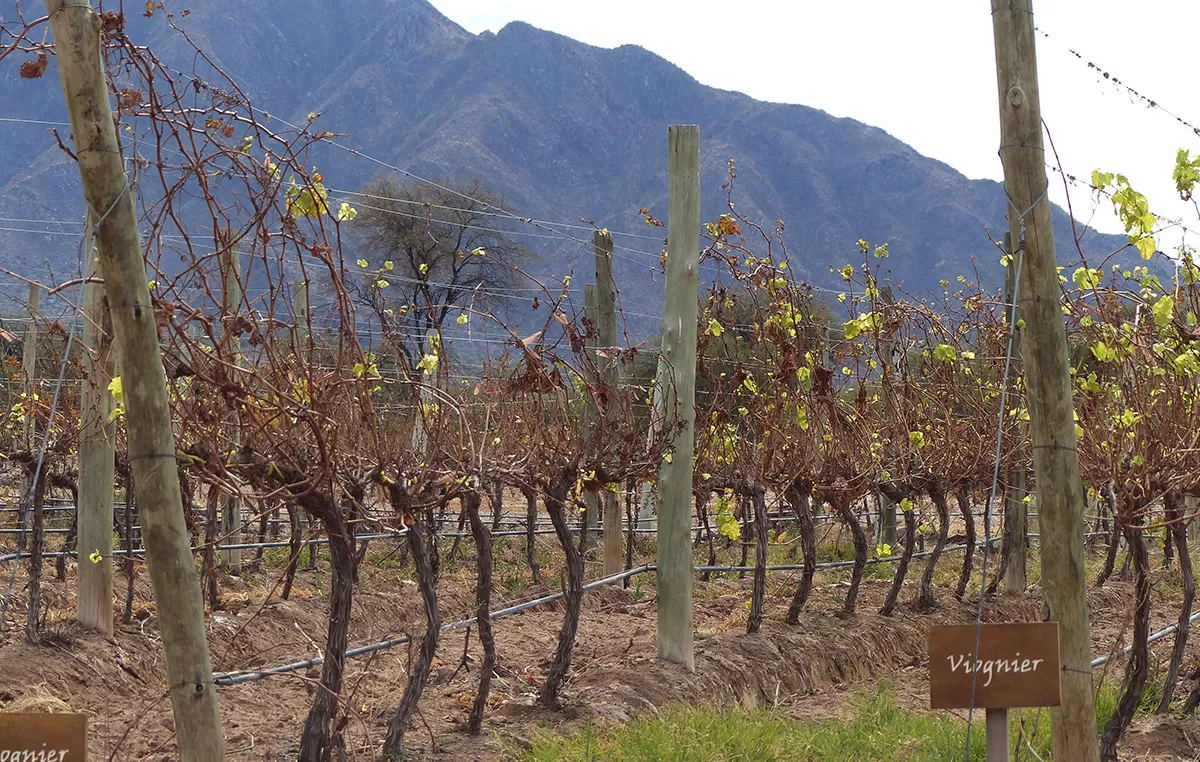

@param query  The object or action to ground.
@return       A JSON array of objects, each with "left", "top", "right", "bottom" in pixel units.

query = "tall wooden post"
[
  {"left": 637, "top": 354, "right": 667, "bottom": 530},
  {"left": 45, "top": 3, "right": 226, "bottom": 758},
  {"left": 878, "top": 285, "right": 898, "bottom": 547},
  {"left": 1003, "top": 232, "right": 1028, "bottom": 593},
  {"left": 219, "top": 227, "right": 242, "bottom": 575},
  {"left": 21, "top": 282, "right": 40, "bottom": 449},
  {"left": 990, "top": 3, "right": 1099, "bottom": 759},
  {"left": 16, "top": 283, "right": 41, "bottom": 555},
  {"left": 657, "top": 125, "right": 700, "bottom": 668},
  {"left": 581, "top": 285, "right": 600, "bottom": 552},
  {"left": 593, "top": 231, "right": 623, "bottom": 576},
  {"left": 78, "top": 213, "right": 116, "bottom": 635},
  {"left": 294, "top": 280, "right": 310, "bottom": 347}
]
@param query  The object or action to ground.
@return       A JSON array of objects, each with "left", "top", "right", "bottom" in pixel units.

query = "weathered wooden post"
[
  {"left": 657, "top": 125, "right": 700, "bottom": 669},
  {"left": 990, "top": 2, "right": 1100, "bottom": 758},
  {"left": 636, "top": 355, "right": 667, "bottom": 530},
  {"left": 593, "top": 231, "right": 624, "bottom": 576},
  {"left": 45, "top": 2, "right": 226, "bottom": 757},
  {"left": 581, "top": 285, "right": 600, "bottom": 553},
  {"left": 294, "top": 280, "right": 310, "bottom": 347},
  {"left": 219, "top": 226, "right": 242, "bottom": 575},
  {"left": 1002, "top": 232, "right": 1028, "bottom": 594},
  {"left": 16, "top": 282, "right": 41, "bottom": 555},
  {"left": 21, "top": 282, "right": 40, "bottom": 449},
  {"left": 78, "top": 213, "right": 116, "bottom": 635}
]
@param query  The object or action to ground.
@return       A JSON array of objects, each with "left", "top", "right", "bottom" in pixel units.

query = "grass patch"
[
  {"left": 519, "top": 677, "right": 1144, "bottom": 762},
  {"left": 520, "top": 683, "right": 990, "bottom": 762}
]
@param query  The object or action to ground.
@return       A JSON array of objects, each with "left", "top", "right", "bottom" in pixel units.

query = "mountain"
[{"left": 0, "top": 0, "right": 1127, "bottom": 319}]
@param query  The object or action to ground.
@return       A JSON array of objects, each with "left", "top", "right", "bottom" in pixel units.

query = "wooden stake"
[
  {"left": 657, "top": 125, "right": 700, "bottom": 669},
  {"left": 219, "top": 226, "right": 242, "bottom": 575},
  {"left": 986, "top": 708, "right": 1010, "bottom": 761},
  {"left": 593, "top": 231, "right": 623, "bottom": 576},
  {"left": 293, "top": 280, "right": 310, "bottom": 347},
  {"left": 636, "top": 353, "right": 667, "bottom": 530},
  {"left": 44, "top": 3, "right": 226, "bottom": 758},
  {"left": 78, "top": 213, "right": 115, "bottom": 635},
  {"left": 1003, "top": 232, "right": 1028, "bottom": 594},
  {"left": 990, "top": 3, "right": 1099, "bottom": 759},
  {"left": 581, "top": 285, "right": 599, "bottom": 552},
  {"left": 21, "top": 282, "right": 40, "bottom": 449},
  {"left": 216, "top": 226, "right": 243, "bottom": 574}
]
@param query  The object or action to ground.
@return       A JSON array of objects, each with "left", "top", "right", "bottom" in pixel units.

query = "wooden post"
[
  {"left": 990, "top": 3, "right": 1100, "bottom": 759},
  {"left": 879, "top": 494, "right": 897, "bottom": 547},
  {"left": 18, "top": 282, "right": 41, "bottom": 554},
  {"left": 593, "top": 231, "right": 623, "bottom": 576},
  {"left": 219, "top": 227, "right": 242, "bottom": 574},
  {"left": 580, "top": 285, "right": 600, "bottom": 553},
  {"left": 878, "top": 285, "right": 898, "bottom": 548},
  {"left": 44, "top": 3, "right": 226, "bottom": 758},
  {"left": 293, "top": 280, "right": 310, "bottom": 347},
  {"left": 78, "top": 213, "right": 116, "bottom": 635},
  {"left": 1003, "top": 232, "right": 1028, "bottom": 594},
  {"left": 293, "top": 280, "right": 319, "bottom": 567},
  {"left": 21, "top": 282, "right": 40, "bottom": 449},
  {"left": 1188, "top": 496, "right": 1200, "bottom": 549},
  {"left": 986, "top": 708, "right": 1010, "bottom": 761},
  {"left": 636, "top": 354, "right": 667, "bottom": 530},
  {"left": 657, "top": 125, "right": 700, "bottom": 669}
]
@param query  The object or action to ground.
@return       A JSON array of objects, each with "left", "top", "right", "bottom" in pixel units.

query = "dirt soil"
[{"left": 3, "top": 558, "right": 1200, "bottom": 761}]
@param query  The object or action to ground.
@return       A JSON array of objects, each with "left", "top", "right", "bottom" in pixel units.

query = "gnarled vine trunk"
[
  {"left": 488, "top": 479, "right": 504, "bottom": 533},
  {"left": 918, "top": 485, "right": 950, "bottom": 610},
  {"left": 1157, "top": 489, "right": 1194, "bottom": 714},
  {"left": 54, "top": 477, "right": 78, "bottom": 582},
  {"left": 464, "top": 490, "right": 495, "bottom": 735},
  {"left": 833, "top": 493, "right": 867, "bottom": 617},
  {"left": 384, "top": 499, "right": 441, "bottom": 761},
  {"left": 522, "top": 485, "right": 541, "bottom": 586},
  {"left": 281, "top": 504, "right": 302, "bottom": 601},
  {"left": 785, "top": 481, "right": 816, "bottom": 624},
  {"left": 747, "top": 486, "right": 768, "bottom": 634},
  {"left": 297, "top": 487, "right": 359, "bottom": 762},
  {"left": 696, "top": 490, "right": 716, "bottom": 581},
  {"left": 1096, "top": 484, "right": 1121, "bottom": 587},
  {"left": 954, "top": 487, "right": 975, "bottom": 601},
  {"left": 1100, "top": 522, "right": 1151, "bottom": 761},
  {"left": 880, "top": 501, "right": 917, "bottom": 616},
  {"left": 541, "top": 468, "right": 582, "bottom": 708}
]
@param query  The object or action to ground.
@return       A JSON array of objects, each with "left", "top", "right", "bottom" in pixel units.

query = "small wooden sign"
[
  {"left": 929, "top": 622, "right": 1061, "bottom": 709},
  {"left": 0, "top": 713, "right": 87, "bottom": 761}
]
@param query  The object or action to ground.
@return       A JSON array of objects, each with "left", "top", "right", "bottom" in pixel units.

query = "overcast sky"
[{"left": 431, "top": 0, "right": 1200, "bottom": 253}]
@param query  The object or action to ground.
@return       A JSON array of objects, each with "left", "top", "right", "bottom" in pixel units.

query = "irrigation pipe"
[
  {"left": 213, "top": 564, "right": 655, "bottom": 685},
  {"left": 1091, "top": 610, "right": 1200, "bottom": 669},
  {"left": 213, "top": 542, "right": 976, "bottom": 686},
  {"left": 0, "top": 530, "right": 413, "bottom": 564}
]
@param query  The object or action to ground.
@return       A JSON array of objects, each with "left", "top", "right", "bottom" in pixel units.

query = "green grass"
[
  {"left": 519, "top": 684, "right": 990, "bottom": 762},
  {"left": 518, "top": 677, "right": 1153, "bottom": 762}
]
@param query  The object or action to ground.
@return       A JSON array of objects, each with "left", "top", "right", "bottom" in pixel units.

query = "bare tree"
[{"left": 352, "top": 177, "right": 530, "bottom": 377}]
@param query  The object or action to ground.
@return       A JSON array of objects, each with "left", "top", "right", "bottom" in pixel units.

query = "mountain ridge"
[{"left": 0, "top": 0, "right": 1129, "bottom": 313}]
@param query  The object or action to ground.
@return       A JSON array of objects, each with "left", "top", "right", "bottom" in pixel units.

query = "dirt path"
[{"left": 1, "top": 562, "right": 1198, "bottom": 760}]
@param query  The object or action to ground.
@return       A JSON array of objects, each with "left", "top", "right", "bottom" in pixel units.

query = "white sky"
[{"left": 432, "top": 0, "right": 1200, "bottom": 252}]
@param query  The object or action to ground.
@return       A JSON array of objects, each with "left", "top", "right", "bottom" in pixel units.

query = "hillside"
[{"left": 0, "top": 0, "right": 1127, "bottom": 314}]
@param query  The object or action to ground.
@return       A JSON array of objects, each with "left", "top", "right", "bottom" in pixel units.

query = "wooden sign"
[
  {"left": 0, "top": 713, "right": 87, "bottom": 761},
  {"left": 928, "top": 622, "right": 1061, "bottom": 709}
]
